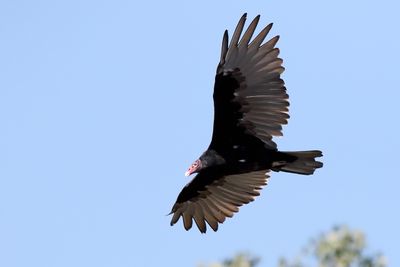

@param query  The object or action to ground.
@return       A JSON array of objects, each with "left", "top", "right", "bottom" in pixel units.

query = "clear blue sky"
[{"left": 1, "top": 1, "right": 399, "bottom": 266}]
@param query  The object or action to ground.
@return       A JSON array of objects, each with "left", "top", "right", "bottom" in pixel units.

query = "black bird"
[{"left": 170, "top": 14, "right": 323, "bottom": 233}]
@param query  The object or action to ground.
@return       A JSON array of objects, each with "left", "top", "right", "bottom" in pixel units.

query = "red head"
[{"left": 185, "top": 159, "right": 202, "bottom": 176}]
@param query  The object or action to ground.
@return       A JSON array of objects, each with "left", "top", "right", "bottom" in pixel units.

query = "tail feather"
[{"left": 273, "top": 150, "right": 323, "bottom": 175}]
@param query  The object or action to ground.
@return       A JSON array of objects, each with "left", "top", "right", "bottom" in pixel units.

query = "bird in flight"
[{"left": 170, "top": 13, "right": 323, "bottom": 233}]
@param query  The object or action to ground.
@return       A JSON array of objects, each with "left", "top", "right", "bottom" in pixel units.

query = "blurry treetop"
[{"left": 201, "top": 225, "right": 387, "bottom": 267}]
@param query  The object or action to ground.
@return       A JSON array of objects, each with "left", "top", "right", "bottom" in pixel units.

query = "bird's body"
[{"left": 170, "top": 14, "right": 323, "bottom": 233}]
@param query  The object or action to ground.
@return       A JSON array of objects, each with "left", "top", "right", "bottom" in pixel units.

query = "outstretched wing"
[
  {"left": 170, "top": 170, "right": 269, "bottom": 233},
  {"left": 210, "top": 14, "right": 289, "bottom": 151}
]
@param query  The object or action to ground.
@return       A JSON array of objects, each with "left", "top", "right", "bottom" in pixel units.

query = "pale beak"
[{"left": 185, "top": 159, "right": 201, "bottom": 177}]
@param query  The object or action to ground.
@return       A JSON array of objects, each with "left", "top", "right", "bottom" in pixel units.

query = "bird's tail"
[{"left": 273, "top": 150, "right": 323, "bottom": 175}]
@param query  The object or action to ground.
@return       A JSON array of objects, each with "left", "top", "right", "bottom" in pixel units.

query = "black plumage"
[{"left": 170, "top": 14, "right": 323, "bottom": 233}]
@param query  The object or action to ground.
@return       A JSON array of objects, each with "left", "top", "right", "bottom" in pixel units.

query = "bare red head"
[{"left": 185, "top": 159, "right": 202, "bottom": 177}]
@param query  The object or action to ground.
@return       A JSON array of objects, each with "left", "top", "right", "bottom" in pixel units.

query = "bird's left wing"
[
  {"left": 210, "top": 14, "right": 289, "bottom": 150},
  {"left": 170, "top": 170, "right": 269, "bottom": 233}
]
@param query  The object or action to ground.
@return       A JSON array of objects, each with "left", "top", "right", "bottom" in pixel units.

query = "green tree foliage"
[
  {"left": 202, "top": 225, "right": 387, "bottom": 267},
  {"left": 279, "top": 225, "right": 387, "bottom": 267},
  {"left": 199, "top": 253, "right": 259, "bottom": 267}
]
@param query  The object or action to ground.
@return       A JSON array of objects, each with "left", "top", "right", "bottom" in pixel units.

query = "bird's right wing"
[{"left": 170, "top": 170, "right": 269, "bottom": 233}]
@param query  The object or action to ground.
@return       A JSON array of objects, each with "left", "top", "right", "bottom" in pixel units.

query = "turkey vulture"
[{"left": 170, "top": 14, "right": 323, "bottom": 233}]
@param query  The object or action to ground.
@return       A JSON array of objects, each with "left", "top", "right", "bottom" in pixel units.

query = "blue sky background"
[{"left": 1, "top": 1, "right": 399, "bottom": 266}]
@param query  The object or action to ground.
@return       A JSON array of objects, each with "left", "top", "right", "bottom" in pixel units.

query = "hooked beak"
[{"left": 184, "top": 159, "right": 201, "bottom": 177}]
